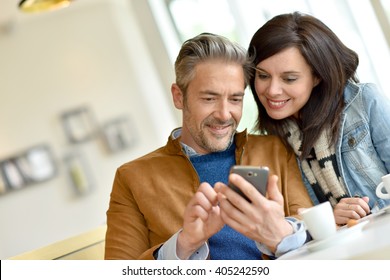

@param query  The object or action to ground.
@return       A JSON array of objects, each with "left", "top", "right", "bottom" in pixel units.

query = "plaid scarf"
[{"left": 286, "top": 121, "right": 348, "bottom": 206}]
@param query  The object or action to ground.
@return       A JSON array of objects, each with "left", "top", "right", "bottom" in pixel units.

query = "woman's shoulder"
[
  {"left": 344, "top": 81, "right": 389, "bottom": 105},
  {"left": 345, "top": 81, "right": 378, "bottom": 96}
]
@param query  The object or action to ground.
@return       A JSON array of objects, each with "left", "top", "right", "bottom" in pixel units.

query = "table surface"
[{"left": 279, "top": 206, "right": 390, "bottom": 260}]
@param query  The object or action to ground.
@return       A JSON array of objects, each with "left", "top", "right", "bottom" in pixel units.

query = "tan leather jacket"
[{"left": 104, "top": 129, "right": 313, "bottom": 260}]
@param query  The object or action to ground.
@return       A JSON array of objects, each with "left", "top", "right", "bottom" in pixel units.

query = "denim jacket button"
[{"left": 348, "top": 138, "right": 356, "bottom": 147}]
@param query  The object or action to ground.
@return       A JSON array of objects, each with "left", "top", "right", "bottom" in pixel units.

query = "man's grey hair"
[{"left": 174, "top": 32, "right": 253, "bottom": 94}]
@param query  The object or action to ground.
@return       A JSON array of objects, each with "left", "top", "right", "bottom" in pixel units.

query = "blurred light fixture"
[{"left": 19, "top": 0, "right": 73, "bottom": 13}]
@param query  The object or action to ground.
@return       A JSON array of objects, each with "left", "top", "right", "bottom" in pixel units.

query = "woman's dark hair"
[{"left": 247, "top": 12, "right": 359, "bottom": 159}]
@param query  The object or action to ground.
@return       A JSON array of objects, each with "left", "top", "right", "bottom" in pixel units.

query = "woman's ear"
[
  {"left": 171, "top": 83, "right": 184, "bottom": 109},
  {"left": 313, "top": 76, "right": 321, "bottom": 87}
]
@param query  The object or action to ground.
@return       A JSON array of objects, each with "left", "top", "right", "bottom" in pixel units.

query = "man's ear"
[{"left": 171, "top": 83, "right": 184, "bottom": 109}]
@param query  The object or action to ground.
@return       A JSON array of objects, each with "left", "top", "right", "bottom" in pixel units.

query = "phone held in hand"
[{"left": 228, "top": 165, "right": 269, "bottom": 202}]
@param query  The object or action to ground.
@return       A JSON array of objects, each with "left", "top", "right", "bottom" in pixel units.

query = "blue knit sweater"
[{"left": 190, "top": 143, "right": 262, "bottom": 260}]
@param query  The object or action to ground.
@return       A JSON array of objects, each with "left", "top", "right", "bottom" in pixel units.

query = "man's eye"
[{"left": 230, "top": 97, "right": 243, "bottom": 103}]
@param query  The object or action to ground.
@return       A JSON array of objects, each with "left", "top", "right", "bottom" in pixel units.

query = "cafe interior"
[{"left": 1, "top": 0, "right": 390, "bottom": 260}]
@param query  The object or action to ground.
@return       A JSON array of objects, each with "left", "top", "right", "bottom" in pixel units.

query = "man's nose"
[{"left": 214, "top": 100, "right": 231, "bottom": 121}]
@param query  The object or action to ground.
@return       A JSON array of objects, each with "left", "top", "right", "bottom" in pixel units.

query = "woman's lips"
[{"left": 267, "top": 99, "right": 289, "bottom": 109}]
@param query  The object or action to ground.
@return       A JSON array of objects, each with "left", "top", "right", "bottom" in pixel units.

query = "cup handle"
[{"left": 376, "top": 182, "right": 390, "bottom": 199}]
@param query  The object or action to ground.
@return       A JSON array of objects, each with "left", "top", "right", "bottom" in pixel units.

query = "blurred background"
[{"left": 0, "top": 0, "right": 389, "bottom": 259}]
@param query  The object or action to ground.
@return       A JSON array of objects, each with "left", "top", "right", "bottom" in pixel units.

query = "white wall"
[{"left": 0, "top": 0, "right": 178, "bottom": 259}]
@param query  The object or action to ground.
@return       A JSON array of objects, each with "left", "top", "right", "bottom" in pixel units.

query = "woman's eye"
[
  {"left": 284, "top": 77, "right": 297, "bottom": 83},
  {"left": 257, "top": 73, "right": 269, "bottom": 80}
]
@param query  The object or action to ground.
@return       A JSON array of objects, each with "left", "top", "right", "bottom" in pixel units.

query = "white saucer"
[
  {"left": 306, "top": 220, "right": 369, "bottom": 252},
  {"left": 381, "top": 204, "right": 390, "bottom": 214},
  {"left": 360, "top": 204, "right": 390, "bottom": 222}
]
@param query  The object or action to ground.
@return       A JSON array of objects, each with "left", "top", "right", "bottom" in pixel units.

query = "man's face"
[{"left": 172, "top": 60, "right": 246, "bottom": 154}]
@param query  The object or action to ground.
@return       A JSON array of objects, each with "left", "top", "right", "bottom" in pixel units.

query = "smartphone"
[{"left": 228, "top": 165, "right": 269, "bottom": 202}]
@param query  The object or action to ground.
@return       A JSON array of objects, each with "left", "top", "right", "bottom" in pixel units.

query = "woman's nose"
[{"left": 267, "top": 79, "right": 283, "bottom": 96}]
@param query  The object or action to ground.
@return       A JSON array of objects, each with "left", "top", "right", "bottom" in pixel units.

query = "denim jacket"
[{"left": 301, "top": 81, "right": 390, "bottom": 212}]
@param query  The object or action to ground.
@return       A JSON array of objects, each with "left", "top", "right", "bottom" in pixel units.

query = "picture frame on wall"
[
  {"left": 101, "top": 117, "right": 137, "bottom": 153},
  {"left": 64, "top": 152, "right": 94, "bottom": 196},
  {"left": 1, "top": 160, "right": 25, "bottom": 190},
  {"left": 0, "top": 170, "right": 6, "bottom": 195},
  {"left": 61, "top": 106, "right": 97, "bottom": 144},
  {"left": 0, "top": 144, "right": 57, "bottom": 195},
  {"left": 23, "top": 145, "right": 57, "bottom": 183}
]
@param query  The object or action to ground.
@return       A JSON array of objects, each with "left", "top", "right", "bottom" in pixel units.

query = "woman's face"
[{"left": 254, "top": 47, "right": 320, "bottom": 119}]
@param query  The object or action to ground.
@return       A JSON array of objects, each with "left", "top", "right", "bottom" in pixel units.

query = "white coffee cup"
[
  {"left": 376, "top": 174, "right": 390, "bottom": 199},
  {"left": 300, "top": 201, "right": 337, "bottom": 240}
]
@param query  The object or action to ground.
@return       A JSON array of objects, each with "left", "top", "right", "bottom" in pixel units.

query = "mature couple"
[{"left": 105, "top": 12, "right": 390, "bottom": 260}]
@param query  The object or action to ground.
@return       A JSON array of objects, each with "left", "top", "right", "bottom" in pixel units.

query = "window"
[
  {"left": 374, "top": 0, "right": 390, "bottom": 49},
  {"left": 168, "top": 0, "right": 238, "bottom": 42},
  {"left": 151, "top": 0, "right": 390, "bottom": 131}
]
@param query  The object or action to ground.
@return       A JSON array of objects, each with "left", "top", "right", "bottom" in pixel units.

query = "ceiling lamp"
[{"left": 19, "top": 0, "right": 73, "bottom": 13}]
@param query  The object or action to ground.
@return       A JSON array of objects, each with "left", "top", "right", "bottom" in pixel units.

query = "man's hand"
[
  {"left": 215, "top": 174, "right": 293, "bottom": 253},
  {"left": 177, "top": 182, "right": 224, "bottom": 259}
]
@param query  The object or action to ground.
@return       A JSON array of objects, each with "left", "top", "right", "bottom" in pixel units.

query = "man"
[{"left": 104, "top": 33, "right": 313, "bottom": 260}]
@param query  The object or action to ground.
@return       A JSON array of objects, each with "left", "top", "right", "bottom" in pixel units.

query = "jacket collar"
[
  {"left": 343, "top": 81, "right": 360, "bottom": 109},
  {"left": 164, "top": 127, "right": 248, "bottom": 155}
]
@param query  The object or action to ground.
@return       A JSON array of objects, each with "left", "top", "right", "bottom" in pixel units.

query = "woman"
[{"left": 247, "top": 11, "right": 390, "bottom": 225}]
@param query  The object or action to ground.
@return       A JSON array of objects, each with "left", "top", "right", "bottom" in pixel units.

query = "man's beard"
[{"left": 196, "top": 119, "right": 236, "bottom": 152}]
